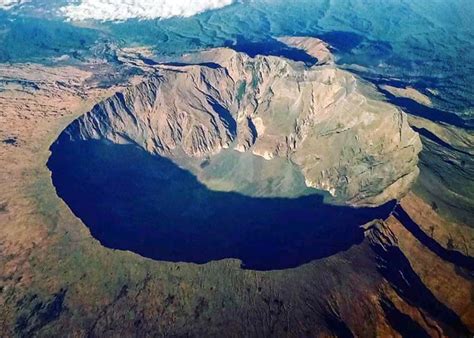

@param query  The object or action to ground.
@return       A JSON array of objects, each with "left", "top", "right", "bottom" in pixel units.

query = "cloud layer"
[
  {"left": 0, "top": 0, "right": 29, "bottom": 9},
  {"left": 61, "top": 0, "right": 235, "bottom": 21}
]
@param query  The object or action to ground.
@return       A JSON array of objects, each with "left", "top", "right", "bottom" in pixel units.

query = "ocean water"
[{"left": 47, "top": 138, "right": 395, "bottom": 270}]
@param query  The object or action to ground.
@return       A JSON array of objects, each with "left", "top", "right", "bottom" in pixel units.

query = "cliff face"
[
  {"left": 63, "top": 40, "right": 421, "bottom": 206},
  {"left": 2, "top": 40, "right": 472, "bottom": 338}
]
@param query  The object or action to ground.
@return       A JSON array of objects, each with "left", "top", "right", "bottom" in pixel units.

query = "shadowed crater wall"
[{"left": 48, "top": 137, "right": 395, "bottom": 270}]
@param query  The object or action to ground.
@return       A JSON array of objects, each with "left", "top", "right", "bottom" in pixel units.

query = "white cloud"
[
  {"left": 61, "top": 0, "right": 236, "bottom": 21},
  {"left": 0, "top": 0, "right": 29, "bottom": 10}
]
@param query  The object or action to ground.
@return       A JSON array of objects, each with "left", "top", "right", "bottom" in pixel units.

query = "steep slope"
[
  {"left": 1, "top": 43, "right": 472, "bottom": 338},
  {"left": 62, "top": 44, "right": 421, "bottom": 206}
]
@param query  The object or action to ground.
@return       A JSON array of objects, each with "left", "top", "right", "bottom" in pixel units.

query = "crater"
[
  {"left": 47, "top": 136, "right": 395, "bottom": 270},
  {"left": 46, "top": 44, "right": 420, "bottom": 270}
]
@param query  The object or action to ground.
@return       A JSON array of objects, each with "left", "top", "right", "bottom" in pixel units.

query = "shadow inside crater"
[
  {"left": 48, "top": 137, "right": 395, "bottom": 270},
  {"left": 224, "top": 36, "right": 318, "bottom": 67}
]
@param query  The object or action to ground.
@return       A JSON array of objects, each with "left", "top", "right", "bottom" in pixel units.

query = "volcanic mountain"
[{"left": 62, "top": 38, "right": 421, "bottom": 206}]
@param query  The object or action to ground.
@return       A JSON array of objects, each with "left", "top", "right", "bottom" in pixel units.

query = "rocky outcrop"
[
  {"left": 380, "top": 85, "right": 432, "bottom": 107},
  {"left": 276, "top": 36, "right": 335, "bottom": 66},
  {"left": 63, "top": 41, "right": 421, "bottom": 206}
]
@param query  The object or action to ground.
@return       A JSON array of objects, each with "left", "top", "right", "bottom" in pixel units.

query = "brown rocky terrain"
[
  {"left": 380, "top": 85, "right": 433, "bottom": 107},
  {"left": 276, "top": 37, "right": 335, "bottom": 66},
  {"left": 65, "top": 43, "right": 421, "bottom": 206},
  {"left": 0, "top": 38, "right": 472, "bottom": 337}
]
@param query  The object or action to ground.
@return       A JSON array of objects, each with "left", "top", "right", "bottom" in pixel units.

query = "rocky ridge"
[
  {"left": 63, "top": 38, "right": 422, "bottom": 206},
  {"left": 0, "top": 39, "right": 472, "bottom": 338}
]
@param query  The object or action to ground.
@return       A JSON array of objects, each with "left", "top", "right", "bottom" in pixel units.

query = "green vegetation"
[
  {"left": 0, "top": 13, "right": 100, "bottom": 63},
  {"left": 251, "top": 64, "right": 260, "bottom": 89},
  {"left": 236, "top": 81, "right": 247, "bottom": 102}
]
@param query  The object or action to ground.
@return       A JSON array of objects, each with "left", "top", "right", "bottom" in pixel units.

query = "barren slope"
[{"left": 63, "top": 45, "right": 421, "bottom": 206}]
